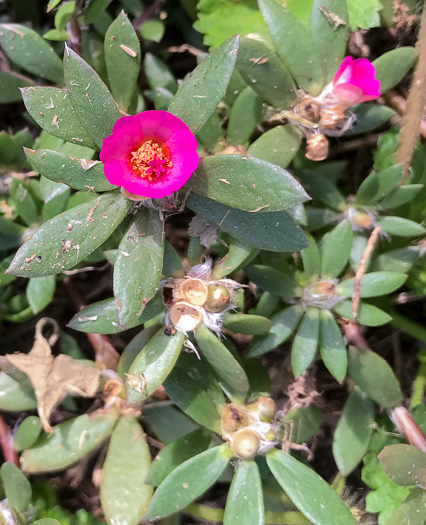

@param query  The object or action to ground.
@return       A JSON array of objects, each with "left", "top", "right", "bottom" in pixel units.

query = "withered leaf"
[{"left": 3, "top": 318, "right": 100, "bottom": 433}]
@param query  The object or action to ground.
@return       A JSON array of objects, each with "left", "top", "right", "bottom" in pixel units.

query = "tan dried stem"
[{"left": 394, "top": 0, "right": 426, "bottom": 183}]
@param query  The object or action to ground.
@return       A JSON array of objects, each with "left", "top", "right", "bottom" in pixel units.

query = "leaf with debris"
[{"left": 1, "top": 318, "right": 100, "bottom": 433}]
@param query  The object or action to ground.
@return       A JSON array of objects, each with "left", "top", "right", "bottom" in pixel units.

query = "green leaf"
[
  {"left": 292, "top": 307, "right": 319, "bottom": 378},
  {"left": 163, "top": 240, "right": 184, "bottom": 278},
  {"left": 64, "top": 45, "right": 121, "bottom": 148},
  {"left": 282, "top": 405, "right": 322, "bottom": 444},
  {"left": 301, "top": 233, "right": 321, "bottom": 279},
  {"left": 125, "top": 329, "right": 185, "bottom": 404},
  {"left": 187, "top": 194, "right": 308, "bottom": 252},
  {"left": 146, "top": 444, "right": 233, "bottom": 520},
  {"left": 189, "top": 155, "right": 309, "bottom": 213},
  {"left": 47, "top": 0, "right": 62, "bottom": 12},
  {"left": 0, "top": 24, "right": 63, "bottom": 83},
  {"left": 248, "top": 305, "right": 303, "bottom": 357},
  {"left": 101, "top": 415, "right": 153, "bottom": 525},
  {"left": 320, "top": 220, "right": 353, "bottom": 279},
  {"left": 0, "top": 372, "right": 36, "bottom": 412},
  {"left": 0, "top": 71, "right": 31, "bottom": 104},
  {"left": 21, "top": 87, "right": 98, "bottom": 149},
  {"left": 26, "top": 275, "right": 56, "bottom": 314},
  {"left": 345, "top": 103, "right": 396, "bottom": 136},
  {"left": 298, "top": 170, "right": 346, "bottom": 211},
  {"left": 196, "top": 111, "right": 224, "bottom": 151},
  {"left": 378, "top": 184, "right": 423, "bottom": 210},
  {"left": 194, "top": 323, "right": 250, "bottom": 392},
  {"left": 333, "top": 300, "right": 392, "bottom": 327},
  {"left": 310, "top": 0, "right": 348, "bottom": 84},
  {"left": 369, "top": 247, "right": 418, "bottom": 274},
  {"left": 43, "top": 28, "right": 70, "bottom": 41},
  {"left": 387, "top": 487, "right": 426, "bottom": 525},
  {"left": 259, "top": 0, "right": 323, "bottom": 94},
  {"left": 347, "top": 346, "right": 402, "bottom": 407},
  {"left": 227, "top": 86, "right": 263, "bottom": 145},
  {"left": 117, "top": 325, "right": 160, "bottom": 379},
  {"left": 224, "top": 460, "right": 264, "bottom": 525},
  {"left": 246, "top": 264, "right": 298, "bottom": 298},
  {"left": 332, "top": 387, "right": 374, "bottom": 475},
  {"left": 11, "top": 180, "right": 39, "bottom": 227},
  {"left": 54, "top": 1, "right": 75, "bottom": 30},
  {"left": 68, "top": 295, "right": 164, "bottom": 334},
  {"left": 236, "top": 35, "right": 296, "bottom": 109},
  {"left": 355, "top": 164, "right": 403, "bottom": 205},
  {"left": 212, "top": 237, "right": 257, "bottom": 280},
  {"left": 105, "top": 11, "right": 141, "bottom": 111},
  {"left": 373, "top": 47, "right": 417, "bottom": 93},
  {"left": 337, "top": 271, "right": 407, "bottom": 298},
  {"left": 140, "top": 19, "right": 165, "bottom": 43},
  {"left": 163, "top": 352, "right": 225, "bottom": 432},
  {"left": 248, "top": 125, "right": 301, "bottom": 169},
  {"left": 24, "top": 148, "right": 115, "bottom": 192},
  {"left": 347, "top": 0, "right": 381, "bottom": 29},
  {"left": 144, "top": 53, "right": 178, "bottom": 93},
  {"left": 168, "top": 35, "right": 240, "bottom": 134},
  {"left": 14, "top": 416, "right": 42, "bottom": 452},
  {"left": 319, "top": 309, "right": 347, "bottom": 382},
  {"left": 153, "top": 86, "right": 174, "bottom": 111},
  {"left": 113, "top": 208, "right": 164, "bottom": 329},
  {"left": 7, "top": 191, "right": 131, "bottom": 277},
  {"left": 222, "top": 313, "right": 271, "bottom": 335},
  {"left": 146, "top": 428, "right": 212, "bottom": 487},
  {"left": 21, "top": 412, "right": 118, "bottom": 473},
  {"left": 376, "top": 216, "right": 426, "bottom": 237},
  {"left": 266, "top": 449, "right": 355, "bottom": 525},
  {"left": 378, "top": 444, "right": 426, "bottom": 486},
  {"left": 0, "top": 462, "right": 32, "bottom": 512}
]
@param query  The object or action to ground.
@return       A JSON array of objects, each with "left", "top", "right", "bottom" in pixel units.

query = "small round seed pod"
[
  {"left": 230, "top": 428, "right": 261, "bottom": 459},
  {"left": 205, "top": 283, "right": 231, "bottom": 313},
  {"left": 168, "top": 301, "right": 203, "bottom": 332},
  {"left": 297, "top": 97, "right": 321, "bottom": 122},
  {"left": 305, "top": 133, "right": 329, "bottom": 162},
  {"left": 220, "top": 403, "right": 249, "bottom": 436},
  {"left": 319, "top": 104, "right": 348, "bottom": 134},
  {"left": 247, "top": 396, "right": 277, "bottom": 422},
  {"left": 180, "top": 278, "right": 208, "bottom": 306},
  {"left": 352, "top": 211, "right": 372, "bottom": 229}
]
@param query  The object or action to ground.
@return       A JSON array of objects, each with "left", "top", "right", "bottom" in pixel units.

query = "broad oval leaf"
[
  {"left": 266, "top": 449, "right": 356, "bottom": 525},
  {"left": 21, "top": 412, "right": 118, "bottom": 473},
  {"left": 117, "top": 325, "right": 160, "bottom": 379},
  {"left": 7, "top": 191, "right": 131, "bottom": 277},
  {"left": 227, "top": 87, "right": 263, "bottom": 145},
  {"left": 0, "top": 372, "right": 36, "bottom": 412},
  {"left": 146, "top": 444, "right": 233, "bottom": 520},
  {"left": 0, "top": 70, "right": 31, "bottom": 104},
  {"left": 355, "top": 164, "right": 403, "bottom": 205},
  {"left": 105, "top": 11, "right": 141, "bottom": 111},
  {"left": 222, "top": 313, "right": 271, "bottom": 335},
  {"left": 0, "top": 462, "right": 32, "bottom": 513},
  {"left": 332, "top": 387, "right": 374, "bottom": 475},
  {"left": 319, "top": 310, "right": 347, "bottom": 382},
  {"left": 21, "top": 87, "right": 98, "bottom": 149},
  {"left": 373, "top": 47, "right": 417, "bottom": 93},
  {"left": 101, "top": 415, "right": 153, "bottom": 525},
  {"left": 24, "top": 148, "right": 115, "bottom": 191},
  {"left": 292, "top": 307, "right": 319, "bottom": 378},
  {"left": 168, "top": 36, "right": 240, "bottom": 134},
  {"left": 337, "top": 271, "right": 407, "bottom": 298},
  {"left": 113, "top": 208, "right": 164, "bottom": 329},
  {"left": 0, "top": 24, "right": 63, "bottom": 83},
  {"left": 236, "top": 35, "right": 296, "bottom": 108},
  {"left": 246, "top": 264, "right": 298, "bottom": 298},
  {"left": 376, "top": 216, "right": 426, "bottom": 237},
  {"left": 333, "top": 300, "right": 391, "bottom": 327},
  {"left": 14, "top": 416, "right": 42, "bottom": 452},
  {"left": 387, "top": 487, "right": 426, "bottom": 525},
  {"left": 301, "top": 232, "right": 321, "bottom": 279},
  {"left": 345, "top": 103, "right": 395, "bottom": 136},
  {"left": 26, "top": 275, "right": 56, "bottom": 314},
  {"left": 224, "top": 460, "right": 264, "bottom": 525},
  {"left": 320, "top": 220, "right": 353, "bottom": 279},
  {"left": 248, "top": 125, "right": 301, "bottom": 169},
  {"left": 194, "top": 324, "right": 249, "bottom": 392},
  {"left": 378, "top": 444, "right": 426, "bottom": 486},
  {"left": 188, "top": 155, "right": 309, "bottom": 213},
  {"left": 64, "top": 45, "right": 121, "bottom": 148},
  {"left": 347, "top": 346, "right": 402, "bottom": 407},
  {"left": 125, "top": 329, "right": 185, "bottom": 404},
  {"left": 282, "top": 405, "right": 323, "bottom": 444},
  {"left": 378, "top": 184, "right": 424, "bottom": 211},
  {"left": 212, "top": 237, "right": 258, "bottom": 280},
  {"left": 187, "top": 194, "right": 308, "bottom": 252}
]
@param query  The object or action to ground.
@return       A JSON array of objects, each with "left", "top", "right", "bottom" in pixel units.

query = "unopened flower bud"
[
  {"left": 205, "top": 283, "right": 231, "bottom": 313},
  {"left": 305, "top": 133, "right": 329, "bottom": 162},
  {"left": 220, "top": 403, "right": 249, "bottom": 435},
  {"left": 168, "top": 301, "right": 203, "bottom": 332},
  {"left": 352, "top": 211, "right": 372, "bottom": 229},
  {"left": 103, "top": 379, "right": 123, "bottom": 401},
  {"left": 180, "top": 278, "right": 208, "bottom": 306},
  {"left": 231, "top": 428, "right": 261, "bottom": 459},
  {"left": 247, "top": 396, "right": 276, "bottom": 422},
  {"left": 311, "top": 281, "right": 336, "bottom": 295}
]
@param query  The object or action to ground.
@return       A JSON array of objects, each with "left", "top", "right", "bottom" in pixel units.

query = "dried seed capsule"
[
  {"left": 220, "top": 403, "right": 249, "bottom": 436},
  {"left": 205, "top": 283, "right": 231, "bottom": 313},
  {"left": 162, "top": 283, "right": 175, "bottom": 307},
  {"left": 180, "top": 278, "right": 208, "bottom": 306},
  {"left": 168, "top": 301, "right": 203, "bottom": 332},
  {"left": 231, "top": 428, "right": 261, "bottom": 459},
  {"left": 297, "top": 97, "right": 321, "bottom": 122},
  {"left": 247, "top": 396, "right": 277, "bottom": 422},
  {"left": 352, "top": 211, "right": 372, "bottom": 229},
  {"left": 305, "top": 133, "right": 329, "bottom": 162}
]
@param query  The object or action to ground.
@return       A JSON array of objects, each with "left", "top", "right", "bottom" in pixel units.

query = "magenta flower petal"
[
  {"left": 100, "top": 110, "right": 199, "bottom": 199},
  {"left": 332, "top": 56, "right": 380, "bottom": 106},
  {"left": 333, "top": 84, "right": 364, "bottom": 106}
]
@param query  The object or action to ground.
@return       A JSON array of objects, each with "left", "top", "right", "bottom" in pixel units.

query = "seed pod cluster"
[
  {"left": 302, "top": 279, "right": 341, "bottom": 310},
  {"left": 220, "top": 398, "right": 278, "bottom": 459}
]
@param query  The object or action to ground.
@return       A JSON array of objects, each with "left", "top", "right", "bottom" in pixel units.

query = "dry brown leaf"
[{"left": 3, "top": 318, "right": 100, "bottom": 433}]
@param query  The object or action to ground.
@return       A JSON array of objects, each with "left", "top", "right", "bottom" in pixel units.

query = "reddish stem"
[{"left": 0, "top": 415, "right": 19, "bottom": 466}]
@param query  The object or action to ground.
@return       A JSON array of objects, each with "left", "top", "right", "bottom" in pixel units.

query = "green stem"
[
  {"left": 389, "top": 310, "right": 426, "bottom": 345},
  {"left": 411, "top": 352, "right": 426, "bottom": 407}
]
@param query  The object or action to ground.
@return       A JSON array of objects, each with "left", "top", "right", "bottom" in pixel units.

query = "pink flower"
[
  {"left": 332, "top": 56, "right": 380, "bottom": 106},
  {"left": 100, "top": 111, "right": 199, "bottom": 199}
]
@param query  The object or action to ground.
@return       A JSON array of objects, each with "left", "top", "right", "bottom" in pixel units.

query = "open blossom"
[
  {"left": 332, "top": 56, "right": 380, "bottom": 106},
  {"left": 100, "top": 110, "right": 199, "bottom": 199}
]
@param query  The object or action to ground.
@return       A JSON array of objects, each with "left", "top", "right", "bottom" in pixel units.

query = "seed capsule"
[
  {"left": 231, "top": 428, "right": 261, "bottom": 459},
  {"left": 168, "top": 301, "right": 203, "bottom": 332},
  {"left": 352, "top": 211, "right": 372, "bottom": 229},
  {"left": 319, "top": 105, "right": 348, "bottom": 133},
  {"left": 205, "top": 283, "right": 231, "bottom": 313},
  {"left": 220, "top": 404, "right": 249, "bottom": 436},
  {"left": 247, "top": 396, "right": 277, "bottom": 422},
  {"left": 180, "top": 278, "right": 208, "bottom": 306},
  {"left": 305, "top": 133, "right": 329, "bottom": 162},
  {"left": 298, "top": 97, "right": 321, "bottom": 122}
]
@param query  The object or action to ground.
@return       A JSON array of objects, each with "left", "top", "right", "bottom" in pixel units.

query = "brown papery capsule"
[
  {"left": 168, "top": 301, "right": 203, "bottom": 332},
  {"left": 220, "top": 145, "right": 248, "bottom": 155},
  {"left": 298, "top": 97, "right": 321, "bottom": 122},
  {"left": 162, "top": 283, "right": 175, "bottom": 307},
  {"left": 220, "top": 403, "right": 249, "bottom": 435},
  {"left": 205, "top": 283, "right": 231, "bottom": 313},
  {"left": 311, "top": 280, "right": 336, "bottom": 295},
  {"left": 319, "top": 105, "right": 347, "bottom": 132},
  {"left": 247, "top": 396, "right": 277, "bottom": 422},
  {"left": 305, "top": 133, "right": 329, "bottom": 162},
  {"left": 180, "top": 278, "right": 208, "bottom": 307},
  {"left": 231, "top": 428, "right": 261, "bottom": 459}
]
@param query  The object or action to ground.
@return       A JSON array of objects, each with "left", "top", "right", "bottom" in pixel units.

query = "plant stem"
[{"left": 411, "top": 351, "right": 426, "bottom": 407}]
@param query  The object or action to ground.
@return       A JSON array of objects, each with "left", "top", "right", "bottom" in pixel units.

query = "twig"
[
  {"left": 384, "top": 89, "right": 426, "bottom": 139},
  {"left": 133, "top": 0, "right": 167, "bottom": 32},
  {"left": 0, "top": 415, "right": 19, "bottom": 466},
  {"left": 328, "top": 134, "right": 380, "bottom": 158},
  {"left": 391, "top": 407, "right": 426, "bottom": 453},
  {"left": 352, "top": 226, "right": 381, "bottom": 323},
  {"left": 394, "top": 0, "right": 426, "bottom": 182},
  {"left": 66, "top": 15, "right": 82, "bottom": 56}
]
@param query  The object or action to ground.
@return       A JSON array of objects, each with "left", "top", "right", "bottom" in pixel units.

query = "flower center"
[{"left": 130, "top": 140, "right": 173, "bottom": 181}]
